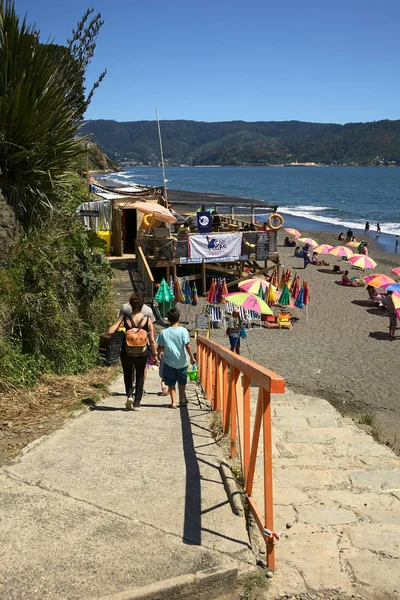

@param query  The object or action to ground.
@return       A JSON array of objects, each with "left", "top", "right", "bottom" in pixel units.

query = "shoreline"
[{"left": 166, "top": 188, "right": 399, "bottom": 256}]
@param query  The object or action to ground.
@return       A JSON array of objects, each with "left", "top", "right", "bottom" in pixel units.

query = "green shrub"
[{"left": 0, "top": 212, "right": 114, "bottom": 386}]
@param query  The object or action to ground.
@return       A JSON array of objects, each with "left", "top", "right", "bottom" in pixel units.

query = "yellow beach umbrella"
[
  {"left": 347, "top": 254, "right": 377, "bottom": 269},
  {"left": 329, "top": 245, "right": 354, "bottom": 258},
  {"left": 299, "top": 237, "right": 318, "bottom": 246},
  {"left": 313, "top": 244, "right": 334, "bottom": 254}
]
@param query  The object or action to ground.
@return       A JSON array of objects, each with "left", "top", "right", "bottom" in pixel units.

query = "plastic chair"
[{"left": 277, "top": 312, "right": 292, "bottom": 329}]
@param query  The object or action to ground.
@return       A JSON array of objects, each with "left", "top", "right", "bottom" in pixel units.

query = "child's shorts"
[{"left": 162, "top": 363, "right": 188, "bottom": 387}]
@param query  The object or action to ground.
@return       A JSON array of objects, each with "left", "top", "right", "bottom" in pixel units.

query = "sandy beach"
[{"left": 189, "top": 228, "right": 400, "bottom": 453}]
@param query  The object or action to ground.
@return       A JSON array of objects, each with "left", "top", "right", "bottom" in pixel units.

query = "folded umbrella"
[
  {"left": 192, "top": 282, "right": 198, "bottom": 306},
  {"left": 278, "top": 283, "right": 291, "bottom": 306},
  {"left": 174, "top": 276, "right": 185, "bottom": 304}
]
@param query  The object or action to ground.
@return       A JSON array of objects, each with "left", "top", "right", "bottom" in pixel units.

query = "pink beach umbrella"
[
  {"left": 284, "top": 228, "right": 301, "bottom": 238},
  {"left": 347, "top": 254, "right": 377, "bottom": 269},
  {"left": 329, "top": 245, "right": 354, "bottom": 258},
  {"left": 313, "top": 244, "right": 334, "bottom": 254},
  {"left": 239, "top": 278, "right": 272, "bottom": 294},
  {"left": 298, "top": 237, "right": 318, "bottom": 246},
  {"left": 391, "top": 267, "right": 400, "bottom": 276}
]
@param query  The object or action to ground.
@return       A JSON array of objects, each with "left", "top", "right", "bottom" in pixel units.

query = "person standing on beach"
[
  {"left": 376, "top": 223, "right": 381, "bottom": 236},
  {"left": 395, "top": 236, "right": 399, "bottom": 253},
  {"left": 303, "top": 243, "right": 311, "bottom": 269},
  {"left": 365, "top": 221, "right": 370, "bottom": 234},
  {"left": 156, "top": 308, "right": 196, "bottom": 408},
  {"left": 227, "top": 307, "right": 242, "bottom": 354},
  {"left": 386, "top": 291, "right": 398, "bottom": 338}
]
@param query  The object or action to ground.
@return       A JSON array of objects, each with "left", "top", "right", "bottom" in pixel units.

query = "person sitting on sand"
[
  {"left": 367, "top": 285, "right": 382, "bottom": 306},
  {"left": 342, "top": 270, "right": 364, "bottom": 287},
  {"left": 338, "top": 232, "right": 345, "bottom": 242},
  {"left": 362, "top": 243, "right": 369, "bottom": 256},
  {"left": 294, "top": 245, "right": 303, "bottom": 257},
  {"left": 311, "top": 251, "right": 329, "bottom": 266},
  {"left": 284, "top": 236, "right": 296, "bottom": 247}
]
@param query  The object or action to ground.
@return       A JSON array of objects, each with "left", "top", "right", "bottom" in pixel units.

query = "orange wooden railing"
[{"left": 196, "top": 335, "right": 285, "bottom": 569}]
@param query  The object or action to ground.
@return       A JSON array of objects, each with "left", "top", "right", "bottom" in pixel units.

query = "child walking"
[{"left": 156, "top": 308, "right": 196, "bottom": 408}]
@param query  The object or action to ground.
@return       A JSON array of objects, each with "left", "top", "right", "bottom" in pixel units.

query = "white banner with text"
[{"left": 189, "top": 233, "right": 242, "bottom": 261}]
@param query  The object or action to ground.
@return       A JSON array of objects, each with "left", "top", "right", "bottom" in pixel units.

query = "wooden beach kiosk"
[{"left": 89, "top": 182, "right": 283, "bottom": 300}]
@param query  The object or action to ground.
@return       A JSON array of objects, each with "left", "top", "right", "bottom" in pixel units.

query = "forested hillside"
[{"left": 80, "top": 119, "right": 400, "bottom": 166}]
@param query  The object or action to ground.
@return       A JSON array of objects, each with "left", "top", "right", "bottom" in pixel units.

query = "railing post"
[
  {"left": 243, "top": 375, "right": 251, "bottom": 488},
  {"left": 263, "top": 387, "right": 275, "bottom": 570},
  {"left": 230, "top": 368, "right": 239, "bottom": 458}
]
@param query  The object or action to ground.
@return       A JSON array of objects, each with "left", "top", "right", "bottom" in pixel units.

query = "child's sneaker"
[{"left": 125, "top": 398, "right": 134, "bottom": 410}]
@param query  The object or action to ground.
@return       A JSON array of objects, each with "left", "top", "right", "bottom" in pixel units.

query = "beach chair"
[
  {"left": 209, "top": 305, "right": 224, "bottom": 329},
  {"left": 277, "top": 312, "right": 292, "bottom": 329},
  {"left": 263, "top": 314, "right": 279, "bottom": 328},
  {"left": 245, "top": 309, "right": 262, "bottom": 328}
]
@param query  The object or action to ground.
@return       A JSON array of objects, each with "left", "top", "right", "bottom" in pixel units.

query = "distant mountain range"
[{"left": 80, "top": 119, "right": 400, "bottom": 167}]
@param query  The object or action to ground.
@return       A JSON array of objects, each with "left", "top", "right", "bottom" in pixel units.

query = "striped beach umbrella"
[
  {"left": 391, "top": 267, "right": 400, "bottom": 276},
  {"left": 299, "top": 237, "right": 318, "bottom": 246},
  {"left": 284, "top": 228, "right": 301, "bottom": 238},
  {"left": 363, "top": 274, "right": 395, "bottom": 288},
  {"left": 222, "top": 292, "right": 273, "bottom": 315},
  {"left": 329, "top": 245, "right": 354, "bottom": 258},
  {"left": 347, "top": 254, "right": 377, "bottom": 269},
  {"left": 313, "top": 244, "right": 334, "bottom": 254},
  {"left": 381, "top": 282, "right": 400, "bottom": 293},
  {"left": 239, "top": 278, "right": 270, "bottom": 294}
]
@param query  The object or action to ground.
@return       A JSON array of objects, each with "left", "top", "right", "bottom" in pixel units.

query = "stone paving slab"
[
  {"left": 251, "top": 390, "right": 400, "bottom": 600},
  {"left": 0, "top": 371, "right": 253, "bottom": 599}
]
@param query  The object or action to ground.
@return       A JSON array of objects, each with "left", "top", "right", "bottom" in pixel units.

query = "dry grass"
[{"left": 0, "top": 364, "right": 119, "bottom": 465}]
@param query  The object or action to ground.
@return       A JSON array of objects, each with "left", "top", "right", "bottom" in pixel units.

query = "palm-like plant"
[{"left": 0, "top": 1, "right": 86, "bottom": 226}]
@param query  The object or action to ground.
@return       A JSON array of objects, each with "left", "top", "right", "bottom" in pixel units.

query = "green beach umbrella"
[
  {"left": 257, "top": 282, "right": 265, "bottom": 301},
  {"left": 155, "top": 278, "right": 175, "bottom": 317},
  {"left": 279, "top": 283, "right": 291, "bottom": 307}
]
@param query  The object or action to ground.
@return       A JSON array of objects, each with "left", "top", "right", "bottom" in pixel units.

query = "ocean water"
[{"left": 102, "top": 166, "right": 400, "bottom": 253}]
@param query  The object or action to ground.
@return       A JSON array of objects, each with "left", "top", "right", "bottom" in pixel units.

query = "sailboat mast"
[{"left": 156, "top": 108, "right": 168, "bottom": 206}]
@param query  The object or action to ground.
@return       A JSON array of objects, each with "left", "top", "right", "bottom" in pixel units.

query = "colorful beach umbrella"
[
  {"left": 391, "top": 293, "right": 400, "bottom": 320},
  {"left": 391, "top": 267, "right": 400, "bottom": 276},
  {"left": 239, "top": 278, "right": 270, "bottom": 294},
  {"left": 364, "top": 274, "right": 395, "bottom": 288},
  {"left": 222, "top": 292, "right": 273, "bottom": 315},
  {"left": 155, "top": 278, "right": 174, "bottom": 303},
  {"left": 207, "top": 279, "right": 216, "bottom": 303},
  {"left": 183, "top": 279, "right": 192, "bottom": 304},
  {"left": 303, "top": 281, "right": 310, "bottom": 304},
  {"left": 266, "top": 284, "right": 277, "bottom": 306},
  {"left": 313, "top": 244, "right": 334, "bottom": 254},
  {"left": 291, "top": 273, "right": 301, "bottom": 299},
  {"left": 347, "top": 254, "right": 377, "bottom": 269},
  {"left": 294, "top": 287, "right": 305, "bottom": 309},
  {"left": 191, "top": 282, "right": 198, "bottom": 306},
  {"left": 220, "top": 279, "right": 229, "bottom": 304},
  {"left": 346, "top": 241, "right": 359, "bottom": 247},
  {"left": 299, "top": 237, "right": 318, "bottom": 246},
  {"left": 174, "top": 276, "right": 185, "bottom": 303},
  {"left": 284, "top": 228, "right": 301, "bottom": 238},
  {"left": 381, "top": 282, "right": 400, "bottom": 293},
  {"left": 329, "top": 246, "right": 354, "bottom": 258},
  {"left": 257, "top": 284, "right": 266, "bottom": 301},
  {"left": 278, "top": 270, "right": 286, "bottom": 290}
]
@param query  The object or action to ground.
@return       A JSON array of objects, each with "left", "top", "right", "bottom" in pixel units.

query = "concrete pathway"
[
  {"left": 0, "top": 371, "right": 253, "bottom": 600},
  {"left": 250, "top": 391, "right": 400, "bottom": 600}
]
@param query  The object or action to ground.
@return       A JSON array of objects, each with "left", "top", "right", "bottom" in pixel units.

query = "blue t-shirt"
[{"left": 157, "top": 326, "right": 190, "bottom": 369}]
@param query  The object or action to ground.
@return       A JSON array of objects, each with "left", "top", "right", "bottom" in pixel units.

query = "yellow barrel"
[{"left": 97, "top": 231, "right": 111, "bottom": 252}]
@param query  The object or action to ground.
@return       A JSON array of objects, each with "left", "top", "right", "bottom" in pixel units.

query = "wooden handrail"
[
  {"left": 137, "top": 245, "right": 154, "bottom": 284},
  {"left": 196, "top": 335, "right": 285, "bottom": 570}
]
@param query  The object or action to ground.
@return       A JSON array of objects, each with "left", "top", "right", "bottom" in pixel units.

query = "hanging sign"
[
  {"left": 196, "top": 211, "right": 211, "bottom": 234},
  {"left": 189, "top": 233, "right": 242, "bottom": 261},
  {"left": 256, "top": 232, "right": 270, "bottom": 260}
]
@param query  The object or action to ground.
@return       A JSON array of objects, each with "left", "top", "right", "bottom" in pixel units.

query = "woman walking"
[{"left": 108, "top": 292, "right": 158, "bottom": 410}]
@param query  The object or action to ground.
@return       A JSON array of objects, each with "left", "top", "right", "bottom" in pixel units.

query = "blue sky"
[{"left": 15, "top": 0, "right": 400, "bottom": 124}]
